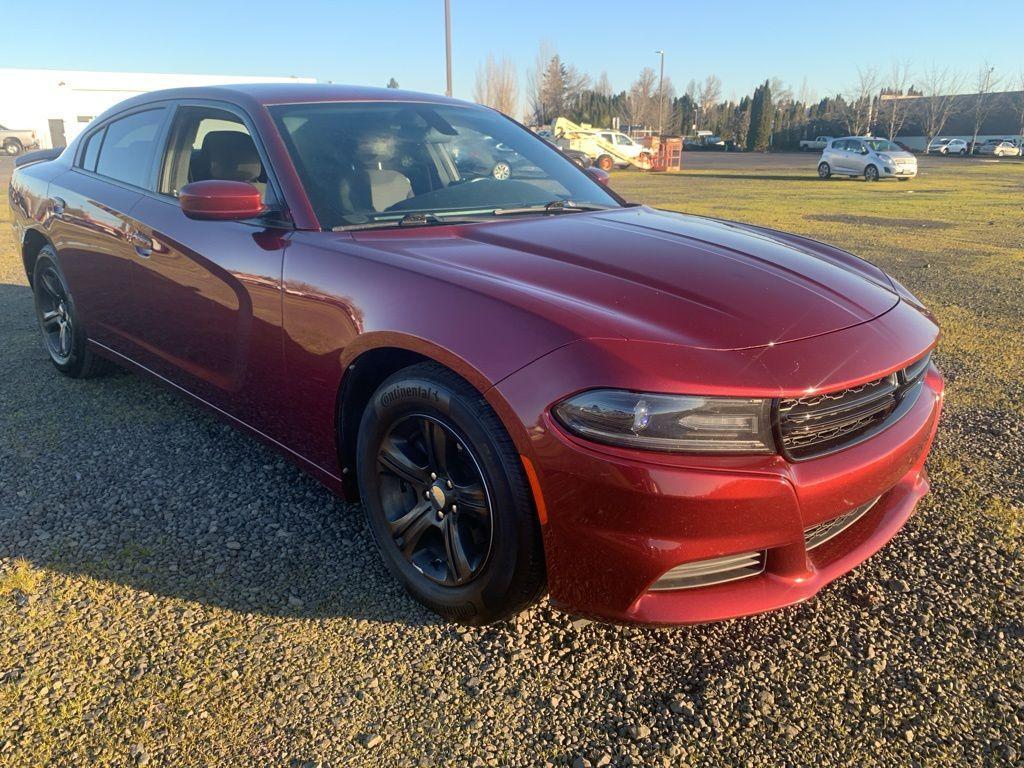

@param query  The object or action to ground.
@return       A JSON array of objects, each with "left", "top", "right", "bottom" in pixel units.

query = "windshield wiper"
[
  {"left": 332, "top": 212, "right": 479, "bottom": 231},
  {"left": 491, "top": 200, "right": 615, "bottom": 216}
]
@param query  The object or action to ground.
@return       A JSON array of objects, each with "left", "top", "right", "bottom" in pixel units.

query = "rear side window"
[
  {"left": 94, "top": 108, "right": 167, "bottom": 188},
  {"left": 80, "top": 127, "right": 105, "bottom": 171}
]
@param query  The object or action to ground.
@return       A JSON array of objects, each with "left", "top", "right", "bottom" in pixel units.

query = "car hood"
[
  {"left": 884, "top": 150, "right": 916, "bottom": 161},
  {"left": 347, "top": 206, "right": 900, "bottom": 351}
]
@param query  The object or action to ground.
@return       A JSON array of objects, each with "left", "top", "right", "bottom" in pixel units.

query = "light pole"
[
  {"left": 444, "top": 0, "right": 453, "bottom": 97},
  {"left": 655, "top": 50, "right": 665, "bottom": 136}
]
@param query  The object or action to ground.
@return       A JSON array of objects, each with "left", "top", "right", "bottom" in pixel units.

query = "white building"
[{"left": 0, "top": 68, "right": 316, "bottom": 149}]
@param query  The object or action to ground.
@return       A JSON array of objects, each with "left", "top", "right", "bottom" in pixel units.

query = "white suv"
[{"left": 928, "top": 138, "right": 968, "bottom": 155}]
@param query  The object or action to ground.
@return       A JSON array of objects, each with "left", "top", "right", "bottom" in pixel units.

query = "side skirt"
[{"left": 88, "top": 339, "right": 348, "bottom": 498}]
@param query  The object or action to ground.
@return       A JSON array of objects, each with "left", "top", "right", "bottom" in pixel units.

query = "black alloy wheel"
[
  {"left": 376, "top": 413, "right": 493, "bottom": 586},
  {"left": 35, "top": 262, "right": 75, "bottom": 365},
  {"left": 31, "top": 246, "right": 111, "bottom": 378},
  {"left": 356, "top": 362, "right": 546, "bottom": 624}
]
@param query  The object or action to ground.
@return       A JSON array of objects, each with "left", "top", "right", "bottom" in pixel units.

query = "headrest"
[{"left": 201, "top": 131, "right": 262, "bottom": 182}]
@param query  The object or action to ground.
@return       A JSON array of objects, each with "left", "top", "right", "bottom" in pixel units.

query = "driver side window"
[{"left": 160, "top": 106, "right": 274, "bottom": 203}]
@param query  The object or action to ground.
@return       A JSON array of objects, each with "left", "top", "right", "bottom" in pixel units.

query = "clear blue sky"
[{"left": 4, "top": 0, "right": 1019, "bottom": 105}]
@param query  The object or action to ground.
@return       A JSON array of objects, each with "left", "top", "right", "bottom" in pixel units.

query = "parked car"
[
  {"left": 799, "top": 135, "right": 833, "bottom": 152},
  {"left": 975, "top": 139, "right": 1021, "bottom": 157},
  {"left": 9, "top": 84, "right": 943, "bottom": 626},
  {"left": 926, "top": 137, "right": 951, "bottom": 154},
  {"left": 541, "top": 135, "right": 593, "bottom": 168},
  {"left": 934, "top": 138, "right": 969, "bottom": 156},
  {"left": 0, "top": 124, "right": 39, "bottom": 155},
  {"left": 817, "top": 137, "right": 918, "bottom": 181},
  {"left": 559, "top": 146, "right": 593, "bottom": 168}
]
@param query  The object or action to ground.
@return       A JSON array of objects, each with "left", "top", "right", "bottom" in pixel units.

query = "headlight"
[
  {"left": 878, "top": 154, "right": 893, "bottom": 163},
  {"left": 552, "top": 390, "right": 775, "bottom": 454}
]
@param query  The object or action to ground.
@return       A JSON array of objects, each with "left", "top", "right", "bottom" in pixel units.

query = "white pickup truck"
[
  {"left": 1, "top": 124, "right": 39, "bottom": 155},
  {"left": 799, "top": 136, "right": 833, "bottom": 152}
]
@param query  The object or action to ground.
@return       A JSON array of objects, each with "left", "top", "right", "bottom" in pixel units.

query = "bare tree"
[
  {"left": 880, "top": 59, "right": 914, "bottom": 139},
  {"left": 844, "top": 67, "right": 880, "bottom": 135},
  {"left": 919, "top": 65, "right": 965, "bottom": 149},
  {"left": 797, "top": 77, "right": 815, "bottom": 108},
  {"left": 770, "top": 77, "right": 793, "bottom": 106},
  {"left": 969, "top": 63, "right": 1001, "bottom": 151},
  {"left": 698, "top": 75, "right": 723, "bottom": 126},
  {"left": 526, "top": 41, "right": 556, "bottom": 124},
  {"left": 563, "top": 64, "right": 591, "bottom": 110},
  {"left": 473, "top": 54, "right": 519, "bottom": 117},
  {"left": 627, "top": 67, "right": 659, "bottom": 128},
  {"left": 595, "top": 71, "right": 613, "bottom": 98}
]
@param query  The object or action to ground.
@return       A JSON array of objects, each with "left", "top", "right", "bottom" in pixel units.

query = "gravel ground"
[{"left": 1, "top": 154, "right": 1022, "bottom": 767}]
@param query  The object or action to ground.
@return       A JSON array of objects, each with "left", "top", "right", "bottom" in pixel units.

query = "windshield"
[
  {"left": 270, "top": 102, "right": 619, "bottom": 229},
  {"left": 865, "top": 139, "right": 900, "bottom": 152}
]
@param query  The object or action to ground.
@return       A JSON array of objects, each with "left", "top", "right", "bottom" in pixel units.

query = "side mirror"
[
  {"left": 584, "top": 166, "right": 610, "bottom": 186},
  {"left": 180, "top": 180, "right": 265, "bottom": 221}
]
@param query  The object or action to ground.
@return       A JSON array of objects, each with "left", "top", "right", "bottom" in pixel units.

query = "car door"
[
  {"left": 46, "top": 106, "right": 169, "bottom": 350},
  {"left": 121, "top": 102, "right": 290, "bottom": 439},
  {"left": 845, "top": 139, "right": 867, "bottom": 173},
  {"left": 828, "top": 139, "right": 849, "bottom": 172}
]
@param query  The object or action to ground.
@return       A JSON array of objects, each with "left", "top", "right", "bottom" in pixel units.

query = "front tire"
[
  {"left": 32, "top": 246, "right": 111, "bottom": 378},
  {"left": 356, "top": 362, "right": 546, "bottom": 625},
  {"left": 597, "top": 154, "right": 614, "bottom": 171},
  {"left": 3, "top": 138, "right": 22, "bottom": 156},
  {"left": 817, "top": 162, "right": 831, "bottom": 179},
  {"left": 865, "top": 164, "right": 880, "bottom": 182}
]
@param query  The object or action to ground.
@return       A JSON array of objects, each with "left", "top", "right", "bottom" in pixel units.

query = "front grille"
[
  {"left": 777, "top": 353, "right": 931, "bottom": 460},
  {"left": 804, "top": 496, "right": 881, "bottom": 550}
]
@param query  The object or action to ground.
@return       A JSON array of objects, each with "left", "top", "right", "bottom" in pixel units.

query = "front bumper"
[
  {"left": 882, "top": 164, "right": 917, "bottom": 178},
  {"left": 493, "top": 301, "right": 943, "bottom": 625}
]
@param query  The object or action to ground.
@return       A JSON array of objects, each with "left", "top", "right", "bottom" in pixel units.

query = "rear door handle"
[
  {"left": 50, "top": 196, "right": 66, "bottom": 218},
  {"left": 128, "top": 230, "right": 153, "bottom": 257}
]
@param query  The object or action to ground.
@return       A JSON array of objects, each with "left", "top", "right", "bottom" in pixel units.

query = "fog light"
[{"left": 650, "top": 551, "right": 766, "bottom": 591}]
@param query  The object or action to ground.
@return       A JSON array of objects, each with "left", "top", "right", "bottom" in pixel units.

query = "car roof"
[{"left": 96, "top": 83, "right": 474, "bottom": 115}]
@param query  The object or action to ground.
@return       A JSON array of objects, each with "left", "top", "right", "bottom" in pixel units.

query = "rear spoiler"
[{"left": 14, "top": 147, "right": 64, "bottom": 168}]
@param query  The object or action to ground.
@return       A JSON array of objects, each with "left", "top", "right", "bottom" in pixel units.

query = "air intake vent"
[
  {"left": 804, "top": 496, "right": 881, "bottom": 550},
  {"left": 650, "top": 551, "right": 766, "bottom": 591}
]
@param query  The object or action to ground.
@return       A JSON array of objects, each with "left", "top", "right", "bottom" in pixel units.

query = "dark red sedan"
[{"left": 8, "top": 85, "right": 943, "bottom": 625}]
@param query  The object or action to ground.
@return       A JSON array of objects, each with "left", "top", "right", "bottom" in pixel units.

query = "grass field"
[{"left": 1, "top": 155, "right": 1022, "bottom": 767}]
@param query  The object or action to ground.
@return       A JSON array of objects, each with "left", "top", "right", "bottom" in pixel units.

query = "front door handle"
[
  {"left": 128, "top": 230, "right": 153, "bottom": 257},
  {"left": 50, "top": 196, "right": 66, "bottom": 218}
]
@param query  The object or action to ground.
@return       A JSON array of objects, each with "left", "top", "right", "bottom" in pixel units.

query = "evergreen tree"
[
  {"left": 747, "top": 80, "right": 774, "bottom": 151},
  {"left": 386, "top": 78, "right": 399, "bottom": 89},
  {"left": 747, "top": 85, "right": 764, "bottom": 151}
]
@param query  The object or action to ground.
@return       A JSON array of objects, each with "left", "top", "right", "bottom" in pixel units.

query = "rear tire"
[
  {"left": 817, "top": 162, "right": 831, "bottom": 179},
  {"left": 597, "top": 154, "right": 614, "bottom": 171},
  {"left": 31, "top": 246, "right": 112, "bottom": 378},
  {"left": 356, "top": 362, "right": 546, "bottom": 625},
  {"left": 958, "top": 148, "right": 966, "bottom": 156},
  {"left": 3, "top": 138, "right": 22, "bottom": 156}
]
